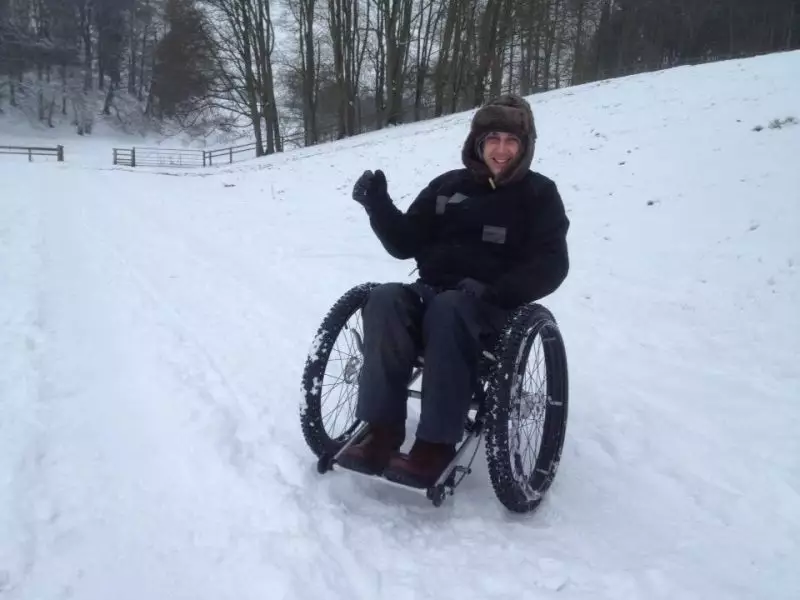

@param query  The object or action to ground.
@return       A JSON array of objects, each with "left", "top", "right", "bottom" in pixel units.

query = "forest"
[{"left": 1, "top": 0, "right": 797, "bottom": 152}]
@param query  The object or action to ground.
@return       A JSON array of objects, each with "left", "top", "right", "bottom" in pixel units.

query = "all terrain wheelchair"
[{"left": 300, "top": 282, "right": 569, "bottom": 514}]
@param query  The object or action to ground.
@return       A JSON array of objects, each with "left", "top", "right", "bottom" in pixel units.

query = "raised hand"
[{"left": 352, "top": 169, "right": 389, "bottom": 209}]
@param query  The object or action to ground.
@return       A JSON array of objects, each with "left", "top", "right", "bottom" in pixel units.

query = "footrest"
[
  {"left": 334, "top": 453, "right": 384, "bottom": 477},
  {"left": 383, "top": 467, "right": 431, "bottom": 490}
]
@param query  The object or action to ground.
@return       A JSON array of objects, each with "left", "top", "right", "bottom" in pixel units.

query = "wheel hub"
[{"left": 343, "top": 355, "right": 362, "bottom": 384}]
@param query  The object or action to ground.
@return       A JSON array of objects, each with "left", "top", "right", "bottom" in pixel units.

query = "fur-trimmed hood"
[{"left": 461, "top": 94, "right": 537, "bottom": 187}]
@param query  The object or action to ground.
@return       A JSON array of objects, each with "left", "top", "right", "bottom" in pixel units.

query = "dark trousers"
[{"left": 356, "top": 282, "right": 510, "bottom": 445}]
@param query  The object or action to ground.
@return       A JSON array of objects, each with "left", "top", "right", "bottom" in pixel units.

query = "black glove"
[
  {"left": 456, "top": 277, "right": 489, "bottom": 299},
  {"left": 352, "top": 169, "right": 390, "bottom": 209}
]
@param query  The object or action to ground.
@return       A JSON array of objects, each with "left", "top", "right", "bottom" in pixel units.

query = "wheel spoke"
[
  {"left": 507, "top": 325, "right": 550, "bottom": 485},
  {"left": 318, "top": 308, "right": 364, "bottom": 439},
  {"left": 301, "top": 286, "right": 381, "bottom": 463}
]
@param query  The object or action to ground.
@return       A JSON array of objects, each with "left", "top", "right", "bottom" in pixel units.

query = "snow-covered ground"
[{"left": 1, "top": 50, "right": 799, "bottom": 599}]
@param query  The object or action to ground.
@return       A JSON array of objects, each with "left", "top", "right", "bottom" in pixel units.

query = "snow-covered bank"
[{"left": 1, "top": 50, "right": 799, "bottom": 599}]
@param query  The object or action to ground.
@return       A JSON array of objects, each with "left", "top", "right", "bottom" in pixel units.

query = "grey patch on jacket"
[
  {"left": 482, "top": 225, "right": 507, "bottom": 244},
  {"left": 436, "top": 192, "right": 469, "bottom": 214}
]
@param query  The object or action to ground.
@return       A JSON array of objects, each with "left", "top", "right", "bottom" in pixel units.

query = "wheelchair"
[{"left": 299, "top": 282, "right": 569, "bottom": 514}]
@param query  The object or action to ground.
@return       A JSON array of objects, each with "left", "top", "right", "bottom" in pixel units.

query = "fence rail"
[
  {"left": 0, "top": 144, "right": 64, "bottom": 161},
  {"left": 204, "top": 142, "right": 259, "bottom": 166},
  {"left": 113, "top": 141, "right": 260, "bottom": 168}
]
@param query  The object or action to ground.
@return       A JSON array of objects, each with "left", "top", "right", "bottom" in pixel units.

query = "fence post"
[
  {"left": 113, "top": 148, "right": 117, "bottom": 165},
  {"left": 229, "top": 147, "right": 233, "bottom": 164},
  {"left": 28, "top": 148, "right": 32, "bottom": 162},
  {"left": 57, "top": 145, "right": 64, "bottom": 162},
  {"left": 131, "top": 147, "right": 136, "bottom": 168},
  {"left": 203, "top": 150, "right": 207, "bottom": 167}
]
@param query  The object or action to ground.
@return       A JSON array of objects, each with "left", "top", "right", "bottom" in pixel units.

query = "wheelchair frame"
[{"left": 300, "top": 282, "right": 569, "bottom": 513}]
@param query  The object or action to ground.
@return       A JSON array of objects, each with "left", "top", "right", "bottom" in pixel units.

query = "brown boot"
[
  {"left": 383, "top": 439, "right": 457, "bottom": 489},
  {"left": 336, "top": 422, "right": 405, "bottom": 475}
]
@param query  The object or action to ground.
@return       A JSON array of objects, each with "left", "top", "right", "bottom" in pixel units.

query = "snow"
[{"left": 2, "top": 50, "right": 800, "bottom": 599}]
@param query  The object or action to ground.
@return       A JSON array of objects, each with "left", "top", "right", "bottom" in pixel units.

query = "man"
[{"left": 339, "top": 93, "right": 570, "bottom": 489}]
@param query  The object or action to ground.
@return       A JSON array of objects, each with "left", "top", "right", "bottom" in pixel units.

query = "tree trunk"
[
  {"left": 300, "top": 0, "right": 318, "bottom": 144},
  {"left": 488, "top": 0, "right": 513, "bottom": 100},
  {"left": 128, "top": 13, "right": 137, "bottom": 94},
  {"left": 448, "top": 0, "right": 472, "bottom": 113},
  {"left": 572, "top": 0, "right": 586, "bottom": 85},
  {"left": 413, "top": 0, "right": 443, "bottom": 121},
  {"left": 433, "top": 0, "right": 459, "bottom": 116},
  {"left": 372, "top": 0, "right": 386, "bottom": 128},
  {"left": 254, "top": 0, "right": 279, "bottom": 153},
  {"left": 81, "top": 2, "right": 93, "bottom": 92},
  {"left": 384, "top": 0, "right": 413, "bottom": 125},
  {"left": 328, "top": 0, "right": 347, "bottom": 137},
  {"left": 552, "top": 0, "right": 562, "bottom": 88},
  {"left": 471, "top": 0, "right": 503, "bottom": 107}
]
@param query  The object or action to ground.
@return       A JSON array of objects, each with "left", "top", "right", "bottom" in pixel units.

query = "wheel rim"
[
  {"left": 318, "top": 308, "right": 364, "bottom": 442},
  {"left": 508, "top": 323, "right": 550, "bottom": 498}
]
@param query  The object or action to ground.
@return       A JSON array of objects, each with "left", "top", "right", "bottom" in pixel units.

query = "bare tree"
[
  {"left": 287, "top": 0, "right": 320, "bottom": 144},
  {"left": 2, "top": 0, "right": 798, "bottom": 144},
  {"left": 208, "top": 0, "right": 281, "bottom": 154},
  {"left": 410, "top": 0, "right": 443, "bottom": 120},
  {"left": 326, "top": 0, "right": 366, "bottom": 136},
  {"left": 379, "top": 0, "right": 414, "bottom": 124}
]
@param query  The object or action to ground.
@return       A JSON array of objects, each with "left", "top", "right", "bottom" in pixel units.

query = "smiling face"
[{"left": 481, "top": 132, "right": 522, "bottom": 176}]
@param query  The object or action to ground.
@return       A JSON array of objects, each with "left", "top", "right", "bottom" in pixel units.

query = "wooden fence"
[
  {"left": 204, "top": 142, "right": 259, "bottom": 166},
  {"left": 0, "top": 144, "right": 64, "bottom": 162},
  {"left": 112, "top": 142, "right": 259, "bottom": 168}
]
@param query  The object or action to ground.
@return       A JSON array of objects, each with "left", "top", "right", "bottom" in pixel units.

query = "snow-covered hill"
[{"left": 1, "top": 50, "right": 799, "bottom": 600}]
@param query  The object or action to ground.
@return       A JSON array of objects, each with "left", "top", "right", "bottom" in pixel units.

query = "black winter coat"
[{"left": 365, "top": 168, "right": 570, "bottom": 310}]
